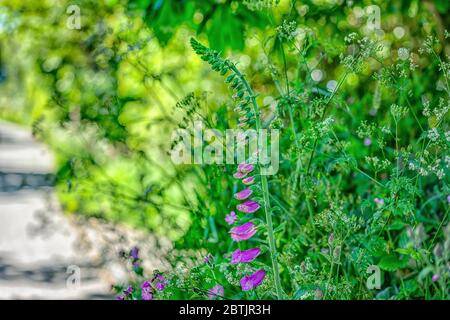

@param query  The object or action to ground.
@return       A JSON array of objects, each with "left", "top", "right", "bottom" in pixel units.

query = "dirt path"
[{"left": 0, "top": 121, "right": 170, "bottom": 299}]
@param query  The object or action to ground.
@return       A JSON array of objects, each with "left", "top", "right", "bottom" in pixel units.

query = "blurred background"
[{"left": 0, "top": 0, "right": 448, "bottom": 299}]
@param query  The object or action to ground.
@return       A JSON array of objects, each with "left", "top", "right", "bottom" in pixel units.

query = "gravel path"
[{"left": 0, "top": 121, "right": 171, "bottom": 299}]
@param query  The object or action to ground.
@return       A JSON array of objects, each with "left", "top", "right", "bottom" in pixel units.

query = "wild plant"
[{"left": 113, "top": 18, "right": 449, "bottom": 302}]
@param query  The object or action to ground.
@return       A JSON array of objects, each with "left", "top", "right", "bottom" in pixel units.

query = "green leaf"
[
  {"left": 378, "top": 254, "right": 408, "bottom": 272},
  {"left": 388, "top": 219, "right": 406, "bottom": 230},
  {"left": 207, "top": 6, "right": 244, "bottom": 52},
  {"left": 433, "top": 0, "right": 450, "bottom": 14},
  {"left": 418, "top": 266, "right": 433, "bottom": 282},
  {"left": 367, "top": 236, "right": 387, "bottom": 257},
  {"left": 148, "top": 0, "right": 195, "bottom": 46}
]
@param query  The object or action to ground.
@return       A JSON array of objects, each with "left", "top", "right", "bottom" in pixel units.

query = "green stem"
[
  {"left": 261, "top": 174, "right": 283, "bottom": 299},
  {"left": 305, "top": 71, "right": 349, "bottom": 176},
  {"left": 231, "top": 65, "right": 284, "bottom": 299}
]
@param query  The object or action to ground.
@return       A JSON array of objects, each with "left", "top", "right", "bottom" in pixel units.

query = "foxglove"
[
  {"left": 240, "top": 269, "right": 266, "bottom": 291},
  {"left": 234, "top": 188, "right": 253, "bottom": 200},
  {"left": 237, "top": 200, "right": 261, "bottom": 213},
  {"left": 230, "top": 222, "right": 257, "bottom": 241},
  {"left": 231, "top": 248, "right": 261, "bottom": 264}
]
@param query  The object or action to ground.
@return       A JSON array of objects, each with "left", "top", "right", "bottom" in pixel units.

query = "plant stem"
[
  {"left": 261, "top": 174, "right": 283, "bottom": 299},
  {"left": 305, "top": 71, "right": 348, "bottom": 176},
  {"left": 231, "top": 65, "right": 284, "bottom": 299}
]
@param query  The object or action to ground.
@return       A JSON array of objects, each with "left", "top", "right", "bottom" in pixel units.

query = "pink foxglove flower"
[
  {"left": 238, "top": 163, "right": 254, "bottom": 173},
  {"left": 230, "top": 222, "right": 257, "bottom": 241},
  {"left": 234, "top": 188, "right": 253, "bottom": 200},
  {"left": 225, "top": 211, "right": 237, "bottom": 225},
  {"left": 231, "top": 248, "right": 261, "bottom": 264},
  {"left": 207, "top": 285, "right": 224, "bottom": 299},
  {"left": 237, "top": 200, "right": 261, "bottom": 213},
  {"left": 242, "top": 176, "right": 255, "bottom": 185},
  {"left": 240, "top": 269, "right": 266, "bottom": 291},
  {"left": 233, "top": 171, "right": 247, "bottom": 179}
]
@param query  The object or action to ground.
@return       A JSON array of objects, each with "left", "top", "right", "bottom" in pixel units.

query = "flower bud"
[
  {"left": 333, "top": 246, "right": 341, "bottom": 259},
  {"left": 433, "top": 243, "right": 443, "bottom": 259},
  {"left": 314, "top": 288, "right": 323, "bottom": 300},
  {"left": 225, "top": 74, "right": 235, "bottom": 83},
  {"left": 432, "top": 274, "right": 440, "bottom": 282},
  {"left": 328, "top": 233, "right": 335, "bottom": 244}
]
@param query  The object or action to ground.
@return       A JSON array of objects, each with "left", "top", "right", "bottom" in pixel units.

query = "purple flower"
[
  {"left": 238, "top": 163, "right": 254, "bottom": 173},
  {"left": 233, "top": 171, "right": 247, "bottom": 179},
  {"left": 125, "top": 286, "right": 134, "bottom": 294},
  {"left": 240, "top": 269, "right": 266, "bottom": 291},
  {"left": 231, "top": 248, "right": 261, "bottom": 264},
  {"left": 242, "top": 176, "right": 255, "bottom": 185},
  {"left": 237, "top": 200, "right": 261, "bottom": 213},
  {"left": 432, "top": 274, "right": 440, "bottom": 282},
  {"left": 130, "top": 246, "right": 139, "bottom": 260},
  {"left": 154, "top": 274, "right": 167, "bottom": 291},
  {"left": 116, "top": 295, "right": 125, "bottom": 300},
  {"left": 230, "top": 222, "right": 257, "bottom": 242},
  {"left": 141, "top": 281, "right": 151, "bottom": 289},
  {"left": 364, "top": 138, "right": 372, "bottom": 146},
  {"left": 141, "top": 281, "right": 153, "bottom": 300},
  {"left": 142, "top": 291, "right": 153, "bottom": 300},
  {"left": 225, "top": 211, "right": 237, "bottom": 225},
  {"left": 447, "top": 195, "right": 450, "bottom": 203},
  {"left": 234, "top": 188, "right": 253, "bottom": 200},
  {"left": 374, "top": 198, "right": 384, "bottom": 206},
  {"left": 207, "top": 285, "right": 224, "bottom": 299}
]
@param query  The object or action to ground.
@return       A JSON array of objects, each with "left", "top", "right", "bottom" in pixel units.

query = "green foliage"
[{"left": 1, "top": 0, "right": 449, "bottom": 300}]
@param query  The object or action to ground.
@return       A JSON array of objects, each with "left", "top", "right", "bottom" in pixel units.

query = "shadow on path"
[{"left": 0, "top": 171, "right": 54, "bottom": 192}]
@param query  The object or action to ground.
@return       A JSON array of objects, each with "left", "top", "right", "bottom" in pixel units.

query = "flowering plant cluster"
[
  {"left": 2, "top": 0, "right": 450, "bottom": 302},
  {"left": 115, "top": 247, "right": 168, "bottom": 300},
  {"left": 105, "top": 3, "right": 450, "bottom": 300}
]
